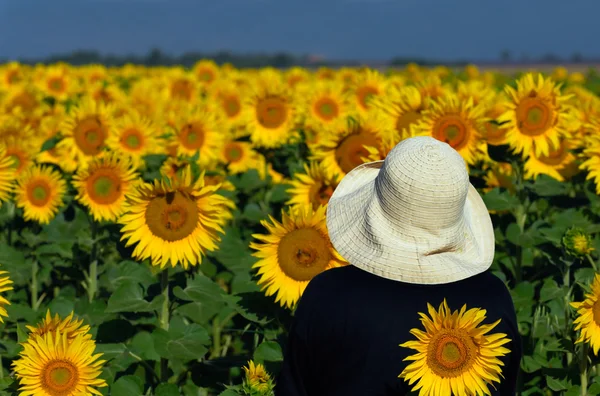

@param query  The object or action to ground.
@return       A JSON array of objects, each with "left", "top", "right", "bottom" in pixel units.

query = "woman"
[{"left": 276, "top": 136, "right": 521, "bottom": 395}]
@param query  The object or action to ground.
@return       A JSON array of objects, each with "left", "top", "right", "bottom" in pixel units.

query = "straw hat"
[{"left": 326, "top": 136, "right": 495, "bottom": 285}]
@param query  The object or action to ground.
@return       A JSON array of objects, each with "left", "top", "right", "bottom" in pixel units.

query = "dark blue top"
[{"left": 276, "top": 265, "right": 522, "bottom": 396}]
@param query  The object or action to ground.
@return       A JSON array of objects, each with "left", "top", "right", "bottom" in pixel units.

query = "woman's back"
[{"left": 277, "top": 265, "right": 521, "bottom": 396}]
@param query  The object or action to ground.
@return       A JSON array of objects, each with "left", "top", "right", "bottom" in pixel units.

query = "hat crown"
[{"left": 375, "top": 137, "right": 469, "bottom": 231}]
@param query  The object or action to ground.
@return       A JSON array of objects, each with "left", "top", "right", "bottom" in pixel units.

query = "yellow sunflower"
[
  {"left": 107, "top": 110, "right": 160, "bottom": 169},
  {"left": 172, "top": 105, "right": 224, "bottom": 167},
  {"left": 482, "top": 162, "right": 515, "bottom": 193},
  {"left": 524, "top": 139, "right": 575, "bottom": 182},
  {"left": 456, "top": 80, "right": 497, "bottom": 109},
  {"left": 571, "top": 273, "right": 600, "bottom": 355},
  {"left": 164, "top": 68, "right": 200, "bottom": 103},
  {"left": 244, "top": 70, "right": 296, "bottom": 148},
  {"left": 209, "top": 81, "right": 246, "bottom": 129},
  {"left": 26, "top": 310, "right": 92, "bottom": 341},
  {"left": 36, "top": 65, "right": 76, "bottom": 101},
  {"left": 400, "top": 299, "right": 511, "bottom": 395},
  {"left": 350, "top": 69, "right": 388, "bottom": 115},
  {"left": 498, "top": 73, "right": 577, "bottom": 158},
  {"left": 1, "top": 85, "right": 41, "bottom": 115},
  {"left": 242, "top": 360, "right": 274, "bottom": 395},
  {"left": 89, "top": 81, "right": 128, "bottom": 107},
  {"left": 12, "top": 331, "right": 107, "bottom": 396},
  {"left": 72, "top": 154, "right": 139, "bottom": 222},
  {"left": 14, "top": 165, "right": 66, "bottom": 225},
  {"left": 119, "top": 167, "right": 235, "bottom": 269},
  {"left": 298, "top": 81, "right": 351, "bottom": 129},
  {"left": 579, "top": 141, "right": 600, "bottom": 194},
  {"left": 286, "top": 162, "right": 340, "bottom": 210},
  {"left": 285, "top": 66, "right": 312, "bottom": 89},
  {"left": 415, "top": 75, "right": 451, "bottom": 103},
  {"left": 483, "top": 98, "right": 511, "bottom": 146},
  {"left": 193, "top": 59, "right": 220, "bottom": 86},
  {"left": 220, "top": 140, "right": 260, "bottom": 175},
  {"left": 250, "top": 205, "right": 347, "bottom": 309},
  {"left": 370, "top": 85, "right": 426, "bottom": 140},
  {"left": 58, "top": 97, "right": 114, "bottom": 170},
  {"left": 0, "top": 62, "right": 25, "bottom": 90},
  {"left": 0, "top": 270, "right": 13, "bottom": 323},
  {"left": 0, "top": 145, "right": 16, "bottom": 206},
  {"left": 413, "top": 93, "right": 486, "bottom": 165}
]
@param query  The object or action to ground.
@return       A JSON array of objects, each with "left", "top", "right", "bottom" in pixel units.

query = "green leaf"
[
  {"left": 155, "top": 383, "right": 181, "bottom": 396},
  {"left": 94, "top": 343, "right": 127, "bottom": 360},
  {"left": 212, "top": 227, "right": 258, "bottom": 273},
  {"left": 152, "top": 323, "right": 210, "bottom": 361},
  {"left": 547, "top": 377, "right": 569, "bottom": 391},
  {"left": 111, "top": 375, "right": 144, "bottom": 396},
  {"left": 589, "top": 383, "right": 600, "bottom": 396},
  {"left": 105, "top": 281, "right": 158, "bottom": 313},
  {"left": 130, "top": 331, "right": 160, "bottom": 361},
  {"left": 253, "top": 341, "right": 283, "bottom": 363},
  {"left": 521, "top": 355, "right": 542, "bottom": 373},
  {"left": 16, "top": 323, "right": 28, "bottom": 344},
  {"left": 528, "top": 174, "right": 569, "bottom": 196},
  {"left": 40, "top": 135, "right": 61, "bottom": 152},
  {"left": 104, "top": 260, "right": 155, "bottom": 291},
  {"left": 242, "top": 203, "right": 270, "bottom": 223},
  {"left": 575, "top": 268, "right": 596, "bottom": 287},
  {"left": 0, "top": 242, "right": 29, "bottom": 285},
  {"left": 481, "top": 188, "right": 519, "bottom": 212},
  {"left": 269, "top": 183, "right": 291, "bottom": 203},
  {"left": 539, "top": 279, "right": 564, "bottom": 303}
]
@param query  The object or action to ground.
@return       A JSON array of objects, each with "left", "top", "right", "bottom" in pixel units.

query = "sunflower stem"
[
  {"left": 586, "top": 254, "right": 598, "bottom": 272},
  {"left": 159, "top": 268, "right": 170, "bottom": 383},
  {"left": 581, "top": 343, "right": 589, "bottom": 396},
  {"left": 31, "top": 260, "right": 38, "bottom": 311},
  {"left": 87, "top": 217, "right": 98, "bottom": 303}
]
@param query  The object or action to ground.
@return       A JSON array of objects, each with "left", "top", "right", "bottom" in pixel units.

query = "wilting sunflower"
[
  {"left": 220, "top": 140, "right": 259, "bottom": 175},
  {"left": 0, "top": 269, "right": 13, "bottom": 323},
  {"left": 26, "top": 310, "right": 92, "bottom": 341},
  {"left": 413, "top": 93, "right": 486, "bottom": 165},
  {"left": 172, "top": 105, "right": 224, "bottom": 167},
  {"left": 350, "top": 69, "right": 388, "bottom": 115},
  {"left": 399, "top": 299, "right": 511, "bottom": 395},
  {"left": 250, "top": 205, "right": 347, "bottom": 309},
  {"left": 72, "top": 154, "right": 139, "bottom": 222},
  {"left": 14, "top": 165, "right": 66, "bottom": 225},
  {"left": 12, "top": 331, "right": 106, "bottom": 396},
  {"left": 119, "top": 167, "right": 235, "bottom": 269},
  {"left": 371, "top": 85, "right": 426, "bottom": 140},
  {"left": 244, "top": 70, "right": 296, "bottom": 148},
  {"left": 498, "top": 73, "right": 577, "bottom": 158},
  {"left": 571, "top": 273, "right": 600, "bottom": 355},
  {"left": 0, "top": 146, "right": 16, "bottom": 206},
  {"left": 310, "top": 114, "right": 392, "bottom": 178},
  {"left": 298, "top": 81, "right": 351, "bottom": 129},
  {"left": 107, "top": 110, "right": 160, "bottom": 169},
  {"left": 286, "top": 162, "right": 340, "bottom": 210},
  {"left": 524, "top": 139, "right": 575, "bottom": 182},
  {"left": 58, "top": 97, "right": 114, "bottom": 170}
]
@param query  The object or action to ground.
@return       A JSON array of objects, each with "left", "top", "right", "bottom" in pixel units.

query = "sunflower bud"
[
  {"left": 242, "top": 360, "right": 275, "bottom": 396},
  {"left": 562, "top": 227, "right": 595, "bottom": 258}
]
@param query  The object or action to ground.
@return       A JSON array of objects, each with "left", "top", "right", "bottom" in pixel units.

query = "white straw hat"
[{"left": 326, "top": 136, "right": 495, "bottom": 285}]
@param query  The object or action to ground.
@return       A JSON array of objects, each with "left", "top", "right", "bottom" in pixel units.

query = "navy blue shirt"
[{"left": 276, "top": 265, "right": 521, "bottom": 396}]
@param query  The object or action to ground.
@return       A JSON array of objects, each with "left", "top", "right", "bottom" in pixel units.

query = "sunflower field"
[{"left": 1, "top": 60, "right": 600, "bottom": 395}]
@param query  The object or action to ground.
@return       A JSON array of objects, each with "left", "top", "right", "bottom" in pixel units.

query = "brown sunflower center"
[
  {"left": 121, "top": 129, "right": 144, "bottom": 150},
  {"left": 7, "top": 70, "right": 21, "bottom": 84},
  {"left": 10, "top": 91, "right": 37, "bottom": 112},
  {"left": 223, "top": 96, "right": 241, "bottom": 118},
  {"left": 42, "top": 360, "right": 78, "bottom": 394},
  {"left": 198, "top": 69, "right": 215, "bottom": 83},
  {"left": 308, "top": 182, "right": 335, "bottom": 210},
  {"left": 48, "top": 77, "right": 65, "bottom": 93},
  {"left": 180, "top": 122, "right": 206, "bottom": 150},
  {"left": 593, "top": 300, "right": 600, "bottom": 326},
  {"left": 27, "top": 181, "right": 51, "bottom": 207},
  {"left": 396, "top": 111, "right": 421, "bottom": 134},
  {"left": 73, "top": 116, "right": 107, "bottom": 156},
  {"left": 277, "top": 227, "right": 331, "bottom": 281},
  {"left": 171, "top": 79, "right": 194, "bottom": 100},
  {"left": 256, "top": 97, "right": 288, "bottom": 129},
  {"left": 432, "top": 115, "right": 469, "bottom": 151},
  {"left": 304, "top": 128, "right": 319, "bottom": 145},
  {"left": 335, "top": 132, "right": 379, "bottom": 174},
  {"left": 356, "top": 86, "right": 378, "bottom": 110},
  {"left": 536, "top": 141, "right": 568, "bottom": 166},
  {"left": 224, "top": 143, "right": 244, "bottom": 162},
  {"left": 314, "top": 97, "right": 339, "bottom": 121},
  {"left": 516, "top": 97, "right": 553, "bottom": 136},
  {"left": 86, "top": 169, "right": 122, "bottom": 205},
  {"left": 145, "top": 191, "right": 199, "bottom": 242},
  {"left": 427, "top": 329, "right": 476, "bottom": 377}
]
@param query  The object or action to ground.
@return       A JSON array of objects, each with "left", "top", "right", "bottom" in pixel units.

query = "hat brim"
[{"left": 326, "top": 160, "right": 495, "bottom": 285}]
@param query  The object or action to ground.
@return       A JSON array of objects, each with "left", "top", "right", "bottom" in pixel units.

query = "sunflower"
[
  {"left": 413, "top": 93, "right": 486, "bottom": 165},
  {"left": 159, "top": 157, "right": 192, "bottom": 184},
  {"left": 298, "top": 81, "right": 351, "bottom": 130},
  {"left": 498, "top": 73, "right": 577, "bottom": 158},
  {"left": 310, "top": 114, "right": 393, "bottom": 178},
  {"left": 482, "top": 162, "right": 515, "bottom": 193},
  {"left": 0, "top": 145, "right": 16, "bottom": 206},
  {"left": 107, "top": 110, "right": 160, "bottom": 169},
  {"left": 12, "top": 331, "right": 107, "bottom": 396},
  {"left": 128, "top": 79, "right": 166, "bottom": 118},
  {"left": 250, "top": 205, "right": 347, "bottom": 309},
  {"left": 172, "top": 105, "right": 224, "bottom": 167},
  {"left": 579, "top": 141, "right": 600, "bottom": 194},
  {"left": 1, "top": 85, "right": 41, "bottom": 115},
  {"left": 242, "top": 360, "right": 275, "bottom": 395},
  {"left": 14, "top": 165, "right": 66, "bottom": 225},
  {"left": 244, "top": 70, "right": 296, "bottom": 148},
  {"left": 209, "top": 81, "right": 246, "bottom": 129},
  {"left": 571, "top": 273, "right": 600, "bottom": 355},
  {"left": 36, "top": 65, "right": 76, "bottom": 101},
  {"left": 524, "top": 139, "right": 575, "bottom": 182},
  {"left": 0, "top": 270, "right": 13, "bottom": 323},
  {"left": 415, "top": 75, "right": 451, "bottom": 103},
  {"left": 58, "top": 98, "right": 114, "bottom": 170},
  {"left": 0, "top": 62, "right": 25, "bottom": 90},
  {"left": 285, "top": 66, "right": 312, "bottom": 88},
  {"left": 4, "top": 140, "right": 36, "bottom": 176},
  {"left": 72, "top": 154, "right": 139, "bottom": 222},
  {"left": 286, "top": 162, "right": 340, "bottom": 210},
  {"left": 370, "top": 85, "right": 427, "bottom": 140},
  {"left": 350, "top": 69, "right": 387, "bottom": 115},
  {"left": 220, "top": 140, "right": 259, "bottom": 175},
  {"left": 164, "top": 69, "right": 200, "bottom": 102},
  {"left": 89, "top": 81, "right": 127, "bottom": 106},
  {"left": 193, "top": 59, "right": 219, "bottom": 86},
  {"left": 119, "top": 167, "right": 235, "bottom": 269},
  {"left": 483, "top": 98, "right": 511, "bottom": 146},
  {"left": 399, "top": 299, "right": 511, "bottom": 395},
  {"left": 456, "top": 80, "right": 497, "bottom": 109},
  {"left": 26, "top": 310, "right": 92, "bottom": 342}
]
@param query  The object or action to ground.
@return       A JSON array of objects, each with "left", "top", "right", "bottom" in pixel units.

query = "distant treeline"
[{"left": 1, "top": 48, "right": 598, "bottom": 68}]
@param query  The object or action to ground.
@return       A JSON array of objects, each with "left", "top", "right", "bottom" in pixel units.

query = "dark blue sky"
[{"left": 0, "top": 0, "right": 598, "bottom": 62}]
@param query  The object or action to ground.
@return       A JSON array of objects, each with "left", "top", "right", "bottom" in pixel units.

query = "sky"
[{"left": 0, "top": 0, "right": 598, "bottom": 62}]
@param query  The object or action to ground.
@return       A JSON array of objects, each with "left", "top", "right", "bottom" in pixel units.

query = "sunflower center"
[
  {"left": 42, "top": 360, "right": 78, "bottom": 394},
  {"left": 335, "top": 132, "right": 379, "bottom": 174},
  {"left": 8, "top": 154, "right": 21, "bottom": 170},
  {"left": 180, "top": 122, "right": 206, "bottom": 150},
  {"left": 593, "top": 300, "right": 600, "bottom": 326},
  {"left": 396, "top": 111, "right": 421, "bottom": 134},
  {"left": 198, "top": 69, "right": 215, "bottom": 82},
  {"left": 121, "top": 129, "right": 143, "bottom": 150},
  {"left": 145, "top": 191, "right": 199, "bottom": 242},
  {"left": 86, "top": 170, "right": 122, "bottom": 205},
  {"left": 48, "top": 77, "right": 65, "bottom": 92},
  {"left": 73, "top": 116, "right": 107, "bottom": 156},
  {"left": 314, "top": 97, "right": 339, "bottom": 121},
  {"left": 356, "top": 86, "right": 378, "bottom": 110},
  {"left": 516, "top": 97, "right": 553, "bottom": 136},
  {"left": 309, "top": 182, "right": 335, "bottom": 210},
  {"left": 224, "top": 143, "right": 243, "bottom": 162},
  {"left": 171, "top": 79, "right": 194, "bottom": 100},
  {"left": 223, "top": 96, "right": 241, "bottom": 118},
  {"left": 256, "top": 97, "right": 288, "bottom": 129},
  {"left": 432, "top": 115, "right": 469, "bottom": 151},
  {"left": 427, "top": 329, "right": 476, "bottom": 377},
  {"left": 277, "top": 227, "right": 331, "bottom": 281},
  {"left": 10, "top": 91, "right": 38, "bottom": 112},
  {"left": 27, "top": 181, "right": 51, "bottom": 207}
]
